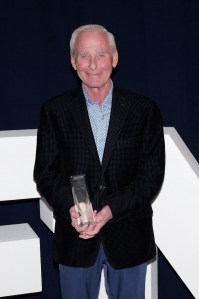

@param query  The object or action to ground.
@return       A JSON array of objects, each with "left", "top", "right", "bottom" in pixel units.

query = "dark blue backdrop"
[{"left": 0, "top": 0, "right": 198, "bottom": 298}]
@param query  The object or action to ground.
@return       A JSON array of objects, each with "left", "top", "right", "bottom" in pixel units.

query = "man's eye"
[
  {"left": 80, "top": 54, "right": 88, "bottom": 59},
  {"left": 97, "top": 54, "right": 105, "bottom": 58}
]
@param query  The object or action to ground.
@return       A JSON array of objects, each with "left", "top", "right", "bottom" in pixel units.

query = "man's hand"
[
  {"left": 79, "top": 205, "right": 113, "bottom": 239},
  {"left": 69, "top": 206, "right": 90, "bottom": 234}
]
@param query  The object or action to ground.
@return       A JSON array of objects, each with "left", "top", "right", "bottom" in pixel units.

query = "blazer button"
[{"left": 99, "top": 185, "right": 106, "bottom": 191}]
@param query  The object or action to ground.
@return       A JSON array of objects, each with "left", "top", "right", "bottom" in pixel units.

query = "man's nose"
[{"left": 89, "top": 56, "right": 97, "bottom": 70}]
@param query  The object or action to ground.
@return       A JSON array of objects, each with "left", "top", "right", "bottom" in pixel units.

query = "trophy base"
[
  {"left": 76, "top": 202, "right": 95, "bottom": 227},
  {"left": 79, "top": 220, "right": 95, "bottom": 227}
]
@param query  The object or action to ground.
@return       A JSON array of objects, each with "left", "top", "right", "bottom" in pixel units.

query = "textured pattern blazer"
[{"left": 34, "top": 86, "right": 165, "bottom": 269}]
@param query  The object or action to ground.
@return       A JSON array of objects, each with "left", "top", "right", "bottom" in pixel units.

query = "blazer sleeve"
[
  {"left": 102, "top": 101, "right": 165, "bottom": 220},
  {"left": 33, "top": 103, "right": 73, "bottom": 218}
]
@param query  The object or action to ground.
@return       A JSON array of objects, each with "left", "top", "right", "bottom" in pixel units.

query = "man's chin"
[{"left": 83, "top": 80, "right": 109, "bottom": 90}]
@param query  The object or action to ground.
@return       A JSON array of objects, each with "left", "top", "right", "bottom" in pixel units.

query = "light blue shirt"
[{"left": 82, "top": 83, "right": 113, "bottom": 163}]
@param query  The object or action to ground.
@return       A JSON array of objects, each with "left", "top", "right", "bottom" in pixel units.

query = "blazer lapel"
[
  {"left": 101, "top": 88, "right": 129, "bottom": 176},
  {"left": 68, "top": 89, "right": 101, "bottom": 168}
]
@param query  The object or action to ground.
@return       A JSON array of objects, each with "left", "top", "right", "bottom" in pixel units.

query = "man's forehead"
[{"left": 76, "top": 31, "right": 108, "bottom": 44}]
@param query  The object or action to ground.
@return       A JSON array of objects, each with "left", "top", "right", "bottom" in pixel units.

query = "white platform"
[
  {"left": 0, "top": 223, "right": 42, "bottom": 297},
  {"left": 1, "top": 128, "right": 199, "bottom": 298},
  {"left": 0, "top": 129, "right": 39, "bottom": 201},
  {"left": 153, "top": 127, "right": 199, "bottom": 299},
  {"left": 40, "top": 196, "right": 55, "bottom": 232}
]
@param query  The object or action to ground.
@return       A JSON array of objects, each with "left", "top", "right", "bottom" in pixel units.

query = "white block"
[
  {"left": 147, "top": 257, "right": 158, "bottom": 299},
  {"left": 153, "top": 127, "right": 199, "bottom": 298},
  {"left": 0, "top": 130, "right": 39, "bottom": 201},
  {"left": 0, "top": 223, "right": 42, "bottom": 297},
  {"left": 3, "top": 127, "right": 198, "bottom": 297},
  {"left": 40, "top": 197, "right": 55, "bottom": 232}
]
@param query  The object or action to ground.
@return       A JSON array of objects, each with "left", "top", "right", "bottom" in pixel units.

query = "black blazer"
[{"left": 34, "top": 86, "right": 165, "bottom": 269}]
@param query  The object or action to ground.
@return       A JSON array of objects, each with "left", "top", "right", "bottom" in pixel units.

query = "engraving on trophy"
[{"left": 70, "top": 174, "right": 95, "bottom": 226}]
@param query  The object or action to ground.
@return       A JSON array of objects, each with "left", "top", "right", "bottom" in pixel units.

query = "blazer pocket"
[{"left": 117, "top": 136, "right": 141, "bottom": 149}]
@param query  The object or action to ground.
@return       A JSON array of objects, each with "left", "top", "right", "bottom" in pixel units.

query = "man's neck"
[{"left": 83, "top": 80, "right": 112, "bottom": 107}]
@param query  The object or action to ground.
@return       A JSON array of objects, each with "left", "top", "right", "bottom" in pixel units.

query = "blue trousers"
[{"left": 59, "top": 245, "right": 147, "bottom": 299}]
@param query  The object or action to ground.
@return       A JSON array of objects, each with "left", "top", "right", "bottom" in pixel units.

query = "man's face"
[{"left": 71, "top": 30, "right": 118, "bottom": 91}]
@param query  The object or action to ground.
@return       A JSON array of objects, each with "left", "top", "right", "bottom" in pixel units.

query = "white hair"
[{"left": 70, "top": 24, "right": 117, "bottom": 55}]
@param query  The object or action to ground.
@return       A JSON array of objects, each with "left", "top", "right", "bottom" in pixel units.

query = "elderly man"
[{"left": 34, "top": 24, "right": 165, "bottom": 299}]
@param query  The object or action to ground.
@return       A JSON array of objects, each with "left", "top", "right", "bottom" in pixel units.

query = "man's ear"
[
  {"left": 112, "top": 50, "right": 118, "bottom": 68},
  {"left": 70, "top": 55, "right": 77, "bottom": 70}
]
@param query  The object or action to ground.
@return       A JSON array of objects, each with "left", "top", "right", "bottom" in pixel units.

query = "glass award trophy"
[{"left": 70, "top": 174, "right": 95, "bottom": 226}]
